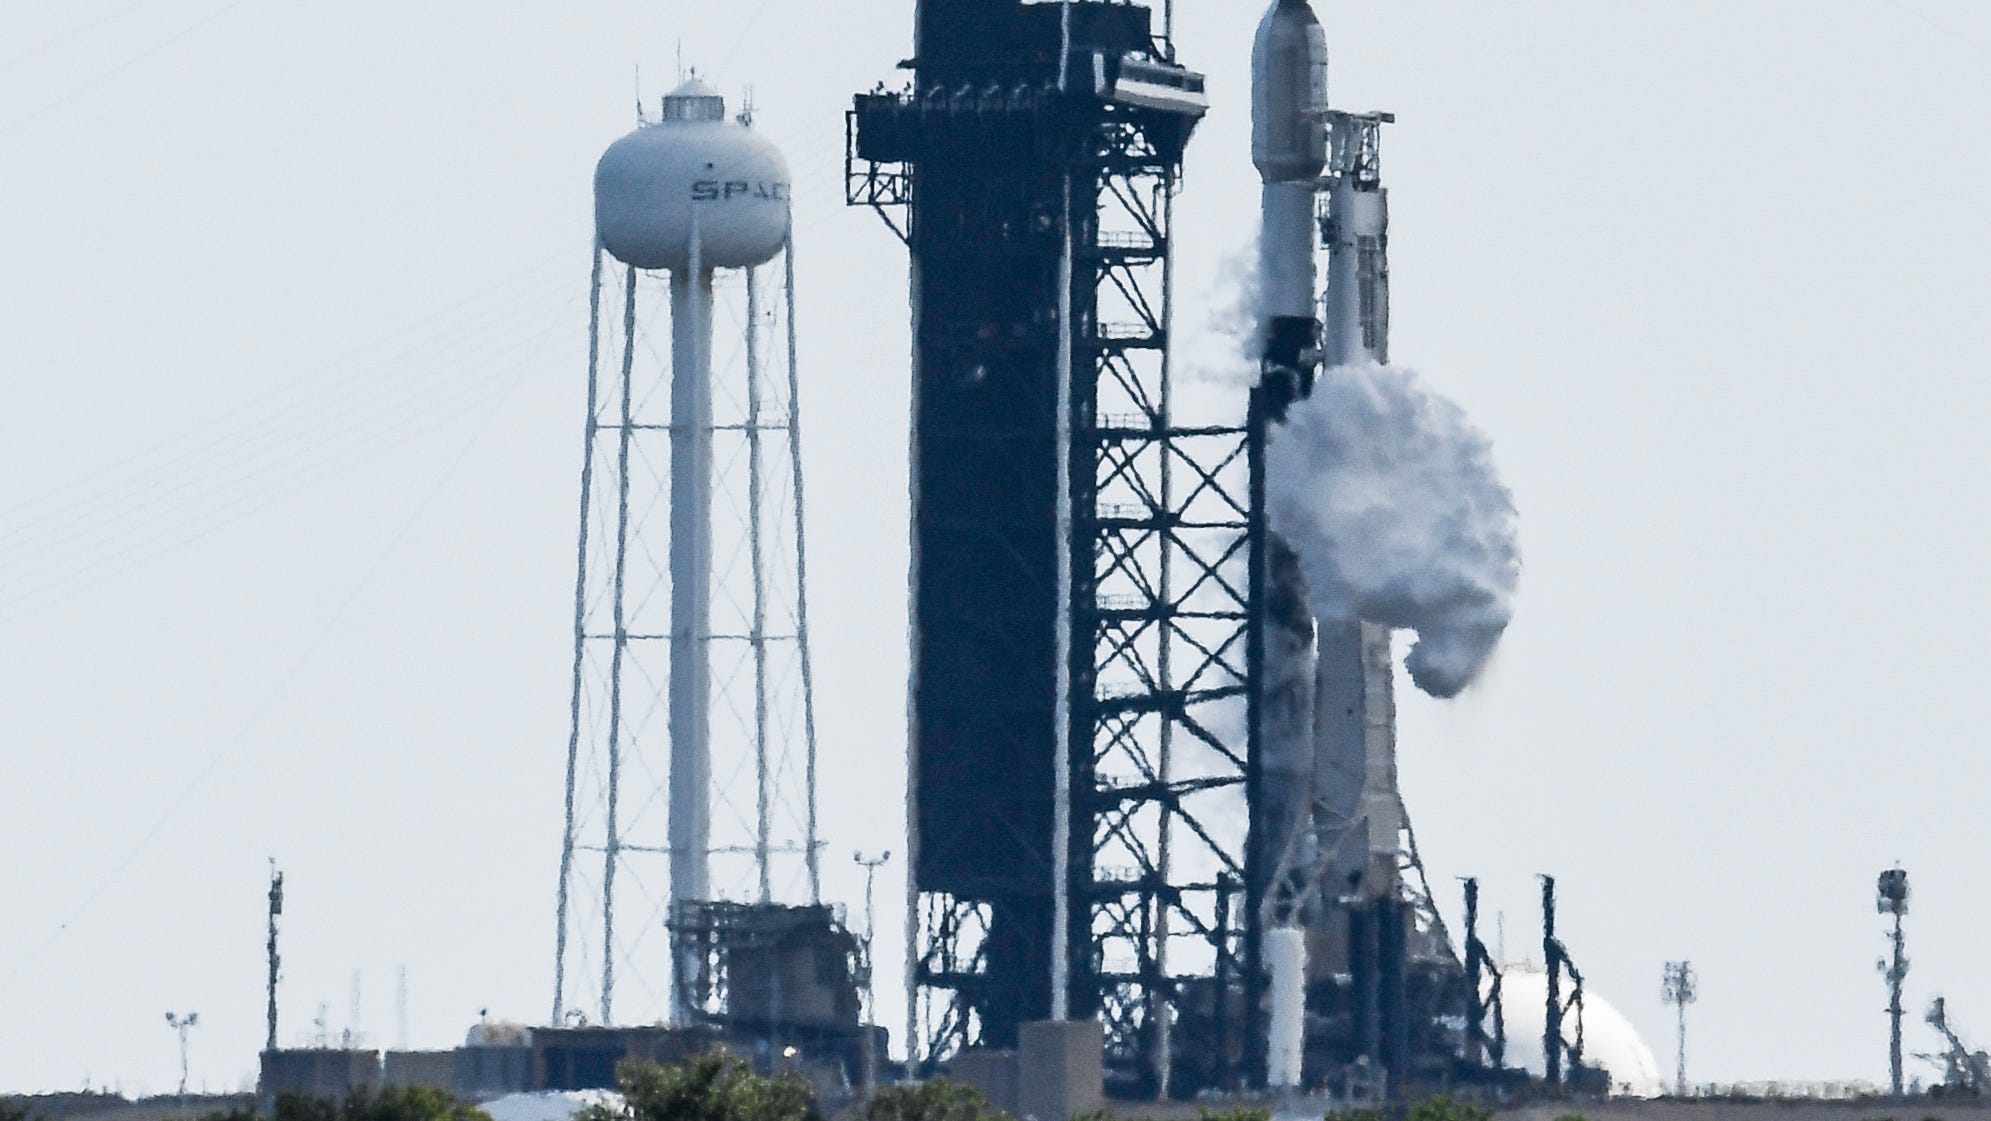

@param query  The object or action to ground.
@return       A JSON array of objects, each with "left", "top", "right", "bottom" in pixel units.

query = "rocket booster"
[{"left": 1253, "top": 0, "right": 1328, "bottom": 399}]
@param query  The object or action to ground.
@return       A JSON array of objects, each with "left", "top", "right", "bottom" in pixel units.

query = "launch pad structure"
[
  {"left": 850, "top": 0, "right": 1252, "bottom": 1095},
  {"left": 846, "top": 0, "right": 1562, "bottom": 1102},
  {"left": 529, "top": 0, "right": 1575, "bottom": 1105}
]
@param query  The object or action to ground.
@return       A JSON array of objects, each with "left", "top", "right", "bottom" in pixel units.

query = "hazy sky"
[{"left": 2, "top": 0, "right": 1988, "bottom": 1098}]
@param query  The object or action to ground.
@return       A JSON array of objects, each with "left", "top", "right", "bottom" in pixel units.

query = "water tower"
[{"left": 551, "top": 78, "right": 820, "bottom": 1027}]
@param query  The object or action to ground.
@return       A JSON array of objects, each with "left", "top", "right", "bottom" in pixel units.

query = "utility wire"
[
  {"left": 0, "top": 321, "right": 547, "bottom": 999},
  {"left": 0, "top": 257, "right": 581, "bottom": 570},
  {"left": 0, "top": 295, "right": 583, "bottom": 621},
  {"left": 0, "top": 273, "right": 571, "bottom": 539},
  {"left": 1874, "top": 0, "right": 1991, "bottom": 58},
  {"left": 0, "top": 0, "right": 253, "bottom": 138},
  {"left": 0, "top": 246, "right": 575, "bottom": 534},
  {"left": 0, "top": 0, "right": 161, "bottom": 73},
  {"left": 0, "top": 308, "right": 558, "bottom": 593}
]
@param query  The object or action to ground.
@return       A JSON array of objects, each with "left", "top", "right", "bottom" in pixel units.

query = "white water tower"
[{"left": 552, "top": 78, "right": 820, "bottom": 1028}]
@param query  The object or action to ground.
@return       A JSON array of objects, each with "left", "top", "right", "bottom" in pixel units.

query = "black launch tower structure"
[{"left": 849, "top": 0, "right": 1266, "bottom": 1096}]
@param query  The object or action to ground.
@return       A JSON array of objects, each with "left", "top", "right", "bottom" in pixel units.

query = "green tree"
[
  {"left": 586, "top": 1053, "right": 819, "bottom": 1121},
  {"left": 272, "top": 1094, "right": 341, "bottom": 1121},
  {"left": 350, "top": 1088, "right": 492, "bottom": 1121},
  {"left": 865, "top": 1080, "right": 1010, "bottom": 1121},
  {"left": 267, "top": 1087, "right": 490, "bottom": 1121},
  {"left": 1404, "top": 1098, "right": 1494, "bottom": 1121},
  {"left": 0, "top": 1099, "right": 34, "bottom": 1121}
]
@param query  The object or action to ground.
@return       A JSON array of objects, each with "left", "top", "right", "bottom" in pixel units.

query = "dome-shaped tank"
[
  {"left": 595, "top": 79, "right": 791, "bottom": 272},
  {"left": 1497, "top": 965, "right": 1666, "bottom": 1097}
]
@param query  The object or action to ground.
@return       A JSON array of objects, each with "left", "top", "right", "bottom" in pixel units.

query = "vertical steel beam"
[
  {"left": 552, "top": 244, "right": 607, "bottom": 1026},
  {"left": 602, "top": 265, "right": 640, "bottom": 1025},
  {"left": 747, "top": 267, "right": 773, "bottom": 905},
  {"left": 784, "top": 241, "right": 824, "bottom": 905}
]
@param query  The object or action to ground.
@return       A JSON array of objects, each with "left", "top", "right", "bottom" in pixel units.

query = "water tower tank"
[{"left": 595, "top": 79, "right": 791, "bottom": 272}]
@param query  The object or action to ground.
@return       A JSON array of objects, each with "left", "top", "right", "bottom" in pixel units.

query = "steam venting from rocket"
[{"left": 1267, "top": 363, "right": 1521, "bottom": 698}]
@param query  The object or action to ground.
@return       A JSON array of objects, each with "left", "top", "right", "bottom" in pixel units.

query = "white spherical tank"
[
  {"left": 1498, "top": 965, "right": 1666, "bottom": 1097},
  {"left": 595, "top": 79, "right": 791, "bottom": 272}
]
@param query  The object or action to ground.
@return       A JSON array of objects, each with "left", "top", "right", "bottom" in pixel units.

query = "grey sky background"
[{"left": 1, "top": 0, "right": 1987, "bottom": 1097}]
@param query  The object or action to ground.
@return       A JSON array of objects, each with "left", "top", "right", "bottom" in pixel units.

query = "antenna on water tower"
[{"left": 550, "top": 73, "right": 818, "bottom": 1031}]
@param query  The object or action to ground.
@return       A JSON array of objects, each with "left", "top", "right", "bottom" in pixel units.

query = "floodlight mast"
[
  {"left": 1878, "top": 867, "right": 1911, "bottom": 1097},
  {"left": 266, "top": 862, "right": 283, "bottom": 1054},
  {"left": 854, "top": 850, "right": 892, "bottom": 1023},
  {"left": 164, "top": 1011, "right": 199, "bottom": 1098},
  {"left": 1661, "top": 960, "right": 1697, "bottom": 1096}
]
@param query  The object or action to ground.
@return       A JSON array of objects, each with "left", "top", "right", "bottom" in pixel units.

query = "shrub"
[
  {"left": 1405, "top": 1098, "right": 1493, "bottom": 1121},
  {"left": 865, "top": 1080, "right": 1011, "bottom": 1121},
  {"left": 587, "top": 1053, "right": 819, "bottom": 1121},
  {"left": 269, "top": 1088, "right": 490, "bottom": 1121}
]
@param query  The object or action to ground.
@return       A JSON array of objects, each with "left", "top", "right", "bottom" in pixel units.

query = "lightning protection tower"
[
  {"left": 1661, "top": 960, "right": 1696, "bottom": 1096},
  {"left": 1878, "top": 867, "right": 1910, "bottom": 1097},
  {"left": 552, "top": 78, "right": 821, "bottom": 1028}
]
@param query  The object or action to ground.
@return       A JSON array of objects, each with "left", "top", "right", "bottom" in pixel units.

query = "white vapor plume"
[{"left": 1268, "top": 363, "right": 1521, "bottom": 698}]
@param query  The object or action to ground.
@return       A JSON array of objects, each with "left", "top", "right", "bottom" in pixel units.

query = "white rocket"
[
  {"left": 1252, "top": 0, "right": 1412, "bottom": 1089},
  {"left": 1252, "top": 0, "right": 1328, "bottom": 1090}
]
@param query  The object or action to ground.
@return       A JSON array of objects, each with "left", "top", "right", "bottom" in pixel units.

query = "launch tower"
[{"left": 849, "top": 0, "right": 1267, "bottom": 1096}]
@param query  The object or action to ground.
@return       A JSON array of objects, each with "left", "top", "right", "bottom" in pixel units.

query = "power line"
[
  {"left": 0, "top": 317, "right": 576, "bottom": 622},
  {"left": 0, "top": 258, "right": 585, "bottom": 611},
  {"left": 0, "top": 0, "right": 254, "bottom": 139},
  {"left": 0, "top": 336, "right": 546, "bottom": 998},
  {"left": 0, "top": 277, "right": 569, "bottom": 562},
  {"left": 0, "top": 0, "right": 161, "bottom": 74},
  {"left": 0, "top": 243, "right": 574, "bottom": 534},
  {"left": 1874, "top": 0, "right": 1991, "bottom": 58}
]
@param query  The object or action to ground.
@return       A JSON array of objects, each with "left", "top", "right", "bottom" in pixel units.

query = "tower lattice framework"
[
  {"left": 551, "top": 247, "right": 822, "bottom": 1028},
  {"left": 849, "top": 0, "right": 1264, "bottom": 1095}
]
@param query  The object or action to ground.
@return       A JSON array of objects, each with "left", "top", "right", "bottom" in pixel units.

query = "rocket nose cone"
[{"left": 1251, "top": 0, "right": 1328, "bottom": 182}]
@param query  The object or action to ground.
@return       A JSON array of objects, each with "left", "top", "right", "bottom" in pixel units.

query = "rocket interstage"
[{"left": 1253, "top": 0, "right": 1328, "bottom": 410}]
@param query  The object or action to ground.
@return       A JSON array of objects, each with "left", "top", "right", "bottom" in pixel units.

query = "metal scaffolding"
[{"left": 848, "top": 0, "right": 1260, "bottom": 1095}]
